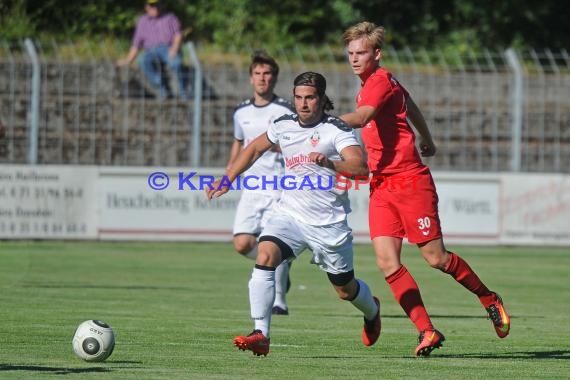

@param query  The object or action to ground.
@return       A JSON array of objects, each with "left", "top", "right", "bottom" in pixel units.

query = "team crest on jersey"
[{"left": 309, "top": 131, "right": 320, "bottom": 147}]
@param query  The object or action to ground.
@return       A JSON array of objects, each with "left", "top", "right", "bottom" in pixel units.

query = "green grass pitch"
[{"left": 1, "top": 241, "right": 569, "bottom": 379}]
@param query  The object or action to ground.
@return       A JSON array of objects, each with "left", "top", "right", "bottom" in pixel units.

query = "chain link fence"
[{"left": 1, "top": 40, "right": 568, "bottom": 172}]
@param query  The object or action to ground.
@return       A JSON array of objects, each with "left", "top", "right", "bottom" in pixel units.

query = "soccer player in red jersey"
[{"left": 340, "top": 22, "right": 510, "bottom": 356}]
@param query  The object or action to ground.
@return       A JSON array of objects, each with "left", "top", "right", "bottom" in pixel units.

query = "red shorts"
[{"left": 368, "top": 166, "right": 442, "bottom": 243}]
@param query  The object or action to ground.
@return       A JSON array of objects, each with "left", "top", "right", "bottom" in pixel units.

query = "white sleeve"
[
  {"left": 334, "top": 129, "right": 360, "bottom": 153},
  {"left": 266, "top": 122, "right": 279, "bottom": 144},
  {"left": 233, "top": 113, "right": 244, "bottom": 140}
]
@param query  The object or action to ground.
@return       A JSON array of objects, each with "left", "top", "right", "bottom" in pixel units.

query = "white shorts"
[
  {"left": 260, "top": 212, "right": 354, "bottom": 275},
  {"left": 233, "top": 192, "right": 280, "bottom": 236}
]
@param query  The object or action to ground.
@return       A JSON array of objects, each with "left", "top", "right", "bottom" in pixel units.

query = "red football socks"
[
  {"left": 386, "top": 265, "right": 433, "bottom": 332},
  {"left": 444, "top": 252, "right": 494, "bottom": 306}
]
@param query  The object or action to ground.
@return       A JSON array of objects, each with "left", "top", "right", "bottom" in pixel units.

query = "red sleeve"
[
  {"left": 359, "top": 71, "right": 410, "bottom": 110},
  {"left": 359, "top": 74, "right": 394, "bottom": 110}
]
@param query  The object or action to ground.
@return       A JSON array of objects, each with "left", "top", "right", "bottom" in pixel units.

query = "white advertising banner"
[
  {"left": 500, "top": 173, "right": 570, "bottom": 246},
  {"left": 0, "top": 165, "right": 98, "bottom": 239},
  {"left": 1, "top": 165, "right": 568, "bottom": 246},
  {"left": 434, "top": 174, "right": 500, "bottom": 244},
  {"left": 98, "top": 167, "right": 238, "bottom": 241}
]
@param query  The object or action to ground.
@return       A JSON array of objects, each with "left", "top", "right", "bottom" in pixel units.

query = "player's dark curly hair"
[{"left": 293, "top": 72, "right": 334, "bottom": 111}]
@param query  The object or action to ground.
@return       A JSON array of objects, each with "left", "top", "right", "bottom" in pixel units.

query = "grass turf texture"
[{"left": 0, "top": 241, "right": 569, "bottom": 379}]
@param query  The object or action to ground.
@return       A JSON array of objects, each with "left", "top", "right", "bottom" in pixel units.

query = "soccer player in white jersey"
[
  {"left": 226, "top": 51, "right": 296, "bottom": 315},
  {"left": 207, "top": 72, "right": 381, "bottom": 356}
]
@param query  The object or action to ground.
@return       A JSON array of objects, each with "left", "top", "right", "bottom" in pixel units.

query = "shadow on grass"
[
  {"left": 0, "top": 364, "right": 111, "bottom": 374},
  {"left": 439, "top": 350, "right": 570, "bottom": 360},
  {"left": 0, "top": 361, "right": 143, "bottom": 374},
  {"left": 302, "top": 350, "right": 570, "bottom": 360},
  {"left": 326, "top": 313, "right": 528, "bottom": 320}
]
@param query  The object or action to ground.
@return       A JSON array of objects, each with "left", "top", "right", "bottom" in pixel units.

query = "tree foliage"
[
  {"left": 350, "top": 0, "right": 569, "bottom": 51},
  {"left": 0, "top": 0, "right": 567, "bottom": 51}
]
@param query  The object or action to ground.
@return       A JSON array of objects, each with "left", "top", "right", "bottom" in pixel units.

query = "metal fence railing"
[{"left": 0, "top": 39, "right": 569, "bottom": 173}]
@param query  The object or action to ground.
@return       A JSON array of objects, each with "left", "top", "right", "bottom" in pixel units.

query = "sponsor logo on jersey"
[{"left": 285, "top": 154, "right": 312, "bottom": 169}]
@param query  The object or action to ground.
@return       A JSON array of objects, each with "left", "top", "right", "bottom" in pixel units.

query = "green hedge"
[{"left": 0, "top": 0, "right": 567, "bottom": 51}]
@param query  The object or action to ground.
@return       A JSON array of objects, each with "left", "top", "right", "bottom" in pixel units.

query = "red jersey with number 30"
[{"left": 358, "top": 67, "right": 424, "bottom": 175}]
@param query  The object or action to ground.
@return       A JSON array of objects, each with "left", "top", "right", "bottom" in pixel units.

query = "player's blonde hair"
[{"left": 342, "top": 22, "right": 385, "bottom": 50}]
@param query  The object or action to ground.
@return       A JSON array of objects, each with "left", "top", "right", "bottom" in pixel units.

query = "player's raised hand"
[{"left": 205, "top": 179, "right": 230, "bottom": 200}]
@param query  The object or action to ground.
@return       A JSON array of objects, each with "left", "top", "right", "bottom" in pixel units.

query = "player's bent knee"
[
  {"left": 326, "top": 270, "right": 354, "bottom": 286},
  {"left": 256, "top": 251, "right": 279, "bottom": 267},
  {"left": 327, "top": 271, "right": 358, "bottom": 300},
  {"left": 259, "top": 235, "right": 294, "bottom": 261},
  {"left": 422, "top": 250, "right": 449, "bottom": 270},
  {"left": 418, "top": 239, "right": 448, "bottom": 269}
]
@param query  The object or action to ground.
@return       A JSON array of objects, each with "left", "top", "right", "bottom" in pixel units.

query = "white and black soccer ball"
[{"left": 72, "top": 320, "right": 115, "bottom": 362}]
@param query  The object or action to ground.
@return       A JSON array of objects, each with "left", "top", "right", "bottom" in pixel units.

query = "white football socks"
[
  {"left": 273, "top": 262, "right": 289, "bottom": 310},
  {"left": 249, "top": 267, "right": 275, "bottom": 337},
  {"left": 350, "top": 279, "right": 378, "bottom": 320},
  {"left": 243, "top": 242, "right": 288, "bottom": 311}
]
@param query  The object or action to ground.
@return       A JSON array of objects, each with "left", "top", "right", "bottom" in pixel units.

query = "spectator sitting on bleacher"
[{"left": 117, "top": 0, "right": 188, "bottom": 100}]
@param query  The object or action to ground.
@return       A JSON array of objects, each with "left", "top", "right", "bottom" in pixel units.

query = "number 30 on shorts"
[{"left": 417, "top": 217, "right": 431, "bottom": 230}]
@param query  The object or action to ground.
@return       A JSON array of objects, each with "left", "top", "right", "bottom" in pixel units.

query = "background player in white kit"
[
  {"left": 226, "top": 51, "right": 296, "bottom": 315},
  {"left": 207, "top": 72, "right": 381, "bottom": 356}
]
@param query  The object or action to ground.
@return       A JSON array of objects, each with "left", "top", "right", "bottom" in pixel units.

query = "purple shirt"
[{"left": 132, "top": 13, "right": 181, "bottom": 50}]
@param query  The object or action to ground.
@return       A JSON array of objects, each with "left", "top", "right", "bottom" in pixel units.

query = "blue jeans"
[{"left": 139, "top": 45, "right": 188, "bottom": 99}]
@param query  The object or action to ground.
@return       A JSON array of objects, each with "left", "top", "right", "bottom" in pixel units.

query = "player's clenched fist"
[{"left": 308, "top": 152, "right": 332, "bottom": 169}]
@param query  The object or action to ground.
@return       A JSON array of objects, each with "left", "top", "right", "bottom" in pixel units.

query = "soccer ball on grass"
[{"left": 72, "top": 320, "right": 115, "bottom": 362}]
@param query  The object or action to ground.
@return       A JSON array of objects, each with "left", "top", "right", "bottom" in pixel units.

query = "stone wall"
[{"left": 1, "top": 61, "right": 568, "bottom": 172}]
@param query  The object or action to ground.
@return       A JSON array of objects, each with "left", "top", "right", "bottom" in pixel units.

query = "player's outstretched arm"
[
  {"left": 225, "top": 139, "right": 243, "bottom": 173},
  {"left": 205, "top": 133, "right": 273, "bottom": 200},
  {"left": 340, "top": 105, "right": 377, "bottom": 129}
]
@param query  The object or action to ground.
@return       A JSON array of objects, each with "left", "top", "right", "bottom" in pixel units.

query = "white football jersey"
[
  {"left": 233, "top": 96, "right": 294, "bottom": 194},
  {"left": 267, "top": 114, "right": 361, "bottom": 226}
]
